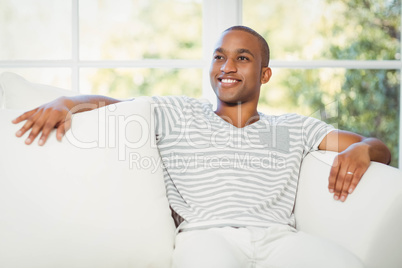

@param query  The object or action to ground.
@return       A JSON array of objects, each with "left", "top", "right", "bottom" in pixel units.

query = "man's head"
[
  {"left": 224, "top": 26, "right": 270, "bottom": 67},
  {"left": 209, "top": 26, "right": 272, "bottom": 106}
]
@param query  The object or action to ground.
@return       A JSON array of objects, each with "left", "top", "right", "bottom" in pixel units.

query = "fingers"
[
  {"left": 332, "top": 163, "right": 349, "bottom": 201},
  {"left": 12, "top": 109, "right": 38, "bottom": 125},
  {"left": 13, "top": 108, "right": 70, "bottom": 145},
  {"left": 347, "top": 169, "right": 365, "bottom": 194},
  {"left": 54, "top": 116, "right": 71, "bottom": 142},
  {"left": 328, "top": 155, "right": 364, "bottom": 202},
  {"left": 14, "top": 111, "right": 43, "bottom": 143},
  {"left": 24, "top": 110, "right": 52, "bottom": 145},
  {"left": 338, "top": 169, "right": 354, "bottom": 202},
  {"left": 328, "top": 160, "right": 340, "bottom": 194},
  {"left": 37, "top": 111, "right": 69, "bottom": 145}
]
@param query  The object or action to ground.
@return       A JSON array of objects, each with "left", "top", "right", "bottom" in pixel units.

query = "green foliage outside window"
[{"left": 81, "top": 0, "right": 203, "bottom": 98}]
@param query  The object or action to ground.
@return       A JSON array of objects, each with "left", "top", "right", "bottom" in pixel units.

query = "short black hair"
[{"left": 224, "top": 25, "right": 270, "bottom": 67}]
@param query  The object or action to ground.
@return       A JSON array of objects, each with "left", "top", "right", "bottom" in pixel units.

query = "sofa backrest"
[{"left": 0, "top": 72, "right": 76, "bottom": 110}]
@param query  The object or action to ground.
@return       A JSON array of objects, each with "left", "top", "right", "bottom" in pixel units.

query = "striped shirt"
[{"left": 150, "top": 95, "right": 334, "bottom": 232}]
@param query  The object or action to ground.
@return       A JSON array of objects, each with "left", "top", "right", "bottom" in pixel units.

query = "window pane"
[
  {"left": 80, "top": 0, "right": 202, "bottom": 60},
  {"left": 0, "top": 69, "right": 72, "bottom": 90},
  {"left": 80, "top": 68, "right": 202, "bottom": 98},
  {"left": 259, "top": 68, "right": 400, "bottom": 167},
  {"left": 243, "top": 0, "right": 401, "bottom": 60},
  {"left": 0, "top": 0, "right": 71, "bottom": 60}
]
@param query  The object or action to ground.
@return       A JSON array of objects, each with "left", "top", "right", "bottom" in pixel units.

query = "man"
[{"left": 13, "top": 26, "right": 390, "bottom": 267}]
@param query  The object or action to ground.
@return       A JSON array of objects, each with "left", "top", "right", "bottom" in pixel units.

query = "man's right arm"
[{"left": 12, "top": 95, "right": 124, "bottom": 146}]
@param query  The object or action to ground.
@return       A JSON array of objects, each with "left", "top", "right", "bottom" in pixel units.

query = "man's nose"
[{"left": 220, "top": 59, "right": 237, "bottom": 73}]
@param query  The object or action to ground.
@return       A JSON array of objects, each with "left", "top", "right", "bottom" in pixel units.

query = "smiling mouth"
[{"left": 218, "top": 78, "right": 241, "bottom": 84}]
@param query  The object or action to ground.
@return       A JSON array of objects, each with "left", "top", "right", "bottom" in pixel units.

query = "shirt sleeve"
[
  {"left": 302, "top": 115, "right": 336, "bottom": 154},
  {"left": 149, "top": 96, "right": 188, "bottom": 143}
]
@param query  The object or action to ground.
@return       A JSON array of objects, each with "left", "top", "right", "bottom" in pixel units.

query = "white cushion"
[
  {"left": 0, "top": 100, "right": 175, "bottom": 267},
  {"left": 0, "top": 72, "right": 76, "bottom": 110},
  {"left": 295, "top": 151, "right": 402, "bottom": 268}
]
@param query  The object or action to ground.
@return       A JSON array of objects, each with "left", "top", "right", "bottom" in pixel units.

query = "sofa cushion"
[
  {"left": 0, "top": 100, "right": 175, "bottom": 268},
  {"left": 0, "top": 72, "right": 76, "bottom": 110}
]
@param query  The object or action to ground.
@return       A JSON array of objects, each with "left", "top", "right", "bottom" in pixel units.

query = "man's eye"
[
  {"left": 214, "top": 55, "right": 223, "bottom": 60},
  {"left": 238, "top": 56, "right": 248, "bottom": 61}
]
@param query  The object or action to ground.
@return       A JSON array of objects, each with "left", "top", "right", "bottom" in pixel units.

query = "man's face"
[{"left": 209, "top": 30, "right": 270, "bottom": 105}]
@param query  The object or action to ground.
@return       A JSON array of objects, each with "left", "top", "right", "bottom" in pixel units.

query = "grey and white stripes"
[{"left": 150, "top": 96, "right": 334, "bottom": 232}]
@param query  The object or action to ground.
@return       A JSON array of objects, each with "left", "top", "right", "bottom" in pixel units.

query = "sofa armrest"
[
  {"left": 0, "top": 100, "right": 175, "bottom": 268},
  {"left": 295, "top": 151, "right": 402, "bottom": 268}
]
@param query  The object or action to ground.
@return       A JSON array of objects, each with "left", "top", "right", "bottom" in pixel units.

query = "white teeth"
[{"left": 221, "top": 79, "right": 237, "bottom": 83}]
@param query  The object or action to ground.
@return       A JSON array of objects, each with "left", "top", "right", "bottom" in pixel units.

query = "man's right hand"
[
  {"left": 12, "top": 94, "right": 123, "bottom": 146},
  {"left": 12, "top": 96, "right": 73, "bottom": 146}
]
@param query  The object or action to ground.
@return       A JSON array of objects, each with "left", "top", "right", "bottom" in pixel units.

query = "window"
[
  {"left": 0, "top": 0, "right": 203, "bottom": 97},
  {"left": 244, "top": 0, "right": 401, "bottom": 167},
  {"left": 0, "top": 0, "right": 400, "bottom": 167}
]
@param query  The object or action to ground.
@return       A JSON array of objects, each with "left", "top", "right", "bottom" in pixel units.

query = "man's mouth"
[{"left": 218, "top": 78, "right": 241, "bottom": 85}]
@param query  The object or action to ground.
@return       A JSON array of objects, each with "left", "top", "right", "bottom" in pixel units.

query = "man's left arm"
[{"left": 318, "top": 130, "right": 391, "bottom": 202}]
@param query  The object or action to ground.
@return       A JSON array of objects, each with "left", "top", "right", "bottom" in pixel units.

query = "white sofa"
[{"left": 0, "top": 72, "right": 401, "bottom": 268}]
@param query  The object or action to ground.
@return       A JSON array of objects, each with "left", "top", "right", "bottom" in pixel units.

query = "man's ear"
[{"left": 260, "top": 67, "right": 272, "bottom": 84}]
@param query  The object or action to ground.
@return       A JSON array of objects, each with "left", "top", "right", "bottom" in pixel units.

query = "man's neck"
[{"left": 215, "top": 101, "right": 260, "bottom": 128}]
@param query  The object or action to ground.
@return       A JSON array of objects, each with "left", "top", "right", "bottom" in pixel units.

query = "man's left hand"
[{"left": 328, "top": 143, "right": 371, "bottom": 202}]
